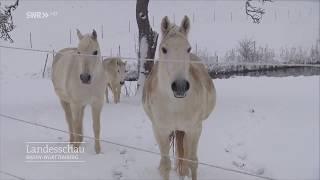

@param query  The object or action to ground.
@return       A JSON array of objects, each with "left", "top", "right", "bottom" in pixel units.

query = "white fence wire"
[
  {"left": 0, "top": 113, "right": 276, "bottom": 180},
  {"left": 1, "top": 45, "right": 320, "bottom": 67}
]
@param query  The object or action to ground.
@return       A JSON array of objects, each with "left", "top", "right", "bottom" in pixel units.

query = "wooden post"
[
  {"left": 193, "top": 12, "right": 195, "bottom": 23},
  {"left": 129, "top": 20, "right": 131, "bottom": 32},
  {"left": 195, "top": 43, "right": 198, "bottom": 55},
  {"left": 42, "top": 53, "right": 49, "bottom": 78},
  {"left": 118, "top": 45, "right": 121, "bottom": 57},
  {"left": 101, "top": 25, "right": 104, "bottom": 39},
  {"left": 29, "top": 32, "right": 32, "bottom": 48},
  {"left": 69, "top": 29, "right": 71, "bottom": 44}
]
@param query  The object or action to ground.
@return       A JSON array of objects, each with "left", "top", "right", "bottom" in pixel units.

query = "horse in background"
[{"left": 102, "top": 58, "right": 126, "bottom": 103}]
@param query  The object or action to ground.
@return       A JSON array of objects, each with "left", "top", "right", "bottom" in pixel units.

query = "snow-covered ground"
[
  {"left": 0, "top": 0, "right": 319, "bottom": 179},
  {"left": 0, "top": 75, "right": 319, "bottom": 179}
]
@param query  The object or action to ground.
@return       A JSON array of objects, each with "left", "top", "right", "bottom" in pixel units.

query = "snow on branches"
[
  {"left": 0, "top": 0, "right": 19, "bottom": 43},
  {"left": 245, "top": 0, "right": 271, "bottom": 23}
]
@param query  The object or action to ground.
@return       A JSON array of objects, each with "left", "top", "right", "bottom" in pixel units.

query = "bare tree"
[
  {"left": 0, "top": 0, "right": 19, "bottom": 43},
  {"left": 238, "top": 38, "right": 255, "bottom": 62},
  {"left": 245, "top": 0, "right": 271, "bottom": 23},
  {"left": 136, "top": 0, "right": 158, "bottom": 93}
]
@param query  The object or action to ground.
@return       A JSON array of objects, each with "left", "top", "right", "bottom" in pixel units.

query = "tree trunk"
[{"left": 136, "top": 0, "right": 158, "bottom": 94}]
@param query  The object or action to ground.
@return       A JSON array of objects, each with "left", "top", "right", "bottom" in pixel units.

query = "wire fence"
[
  {"left": 1, "top": 45, "right": 320, "bottom": 67},
  {"left": 0, "top": 170, "right": 25, "bottom": 180},
  {"left": 0, "top": 113, "right": 276, "bottom": 180}
]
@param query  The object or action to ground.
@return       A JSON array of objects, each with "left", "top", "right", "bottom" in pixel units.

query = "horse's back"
[{"left": 189, "top": 53, "right": 216, "bottom": 120}]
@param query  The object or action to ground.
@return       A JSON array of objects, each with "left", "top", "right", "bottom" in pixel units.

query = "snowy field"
[
  {"left": 0, "top": 75, "right": 319, "bottom": 180},
  {"left": 0, "top": 0, "right": 319, "bottom": 179}
]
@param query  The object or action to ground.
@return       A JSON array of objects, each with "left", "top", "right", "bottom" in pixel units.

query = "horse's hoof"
[{"left": 95, "top": 144, "right": 101, "bottom": 154}]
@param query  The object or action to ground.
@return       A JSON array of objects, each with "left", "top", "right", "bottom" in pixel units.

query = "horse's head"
[
  {"left": 117, "top": 60, "right": 127, "bottom": 86},
  {"left": 76, "top": 29, "right": 101, "bottom": 84},
  {"left": 158, "top": 16, "right": 192, "bottom": 98}
]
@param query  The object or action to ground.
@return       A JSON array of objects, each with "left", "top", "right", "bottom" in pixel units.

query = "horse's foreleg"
[
  {"left": 153, "top": 125, "right": 172, "bottom": 180},
  {"left": 185, "top": 125, "right": 202, "bottom": 180},
  {"left": 60, "top": 100, "right": 74, "bottom": 143},
  {"left": 91, "top": 103, "right": 102, "bottom": 154},
  {"left": 105, "top": 86, "right": 109, "bottom": 103},
  {"left": 111, "top": 85, "right": 117, "bottom": 104},
  {"left": 116, "top": 84, "right": 121, "bottom": 103},
  {"left": 71, "top": 104, "right": 85, "bottom": 148}
]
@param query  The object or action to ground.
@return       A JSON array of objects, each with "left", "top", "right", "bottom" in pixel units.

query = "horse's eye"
[
  {"left": 187, "top": 47, "right": 191, "bottom": 53},
  {"left": 118, "top": 70, "right": 120, "bottom": 73},
  {"left": 77, "top": 52, "right": 80, "bottom": 54},
  {"left": 161, "top": 47, "right": 167, "bottom": 54},
  {"left": 93, "top": 50, "right": 98, "bottom": 55}
]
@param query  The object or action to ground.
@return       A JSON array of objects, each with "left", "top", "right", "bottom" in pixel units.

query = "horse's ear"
[
  {"left": 91, "top": 29, "right": 97, "bottom": 40},
  {"left": 161, "top": 16, "right": 170, "bottom": 35},
  {"left": 180, "top": 16, "right": 190, "bottom": 36},
  {"left": 76, "top": 29, "right": 83, "bottom": 40}
]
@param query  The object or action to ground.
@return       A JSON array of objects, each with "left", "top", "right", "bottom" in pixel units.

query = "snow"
[
  {"left": 0, "top": 75, "right": 318, "bottom": 179},
  {"left": 0, "top": 0, "right": 319, "bottom": 179}
]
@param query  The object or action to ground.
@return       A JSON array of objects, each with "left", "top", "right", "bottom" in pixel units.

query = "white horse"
[
  {"left": 52, "top": 29, "right": 107, "bottom": 154},
  {"left": 142, "top": 16, "right": 216, "bottom": 180},
  {"left": 102, "top": 58, "right": 126, "bottom": 103}
]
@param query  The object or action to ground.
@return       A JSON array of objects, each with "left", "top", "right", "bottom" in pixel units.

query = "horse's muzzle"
[
  {"left": 80, "top": 73, "right": 91, "bottom": 84},
  {"left": 120, "top": 81, "right": 125, "bottom": 85},
  {"left": 171, "top": 79, "right": 190, "bottom": 98}
]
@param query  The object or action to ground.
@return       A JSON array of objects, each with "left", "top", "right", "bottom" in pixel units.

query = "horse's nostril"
[
  {"left": 120, "top": 81, "right": 125, "bottom": 85},
  {"left": 171, "top": 80, "right": 190, "bottom": 92},
  {"left": 80, "top": 73, "right": 91, "bottom": 83},
  {"left": 171, "top": 82, "right": 177, "bottom": 91},
  {"left": 185, "top": 81, "right": 190, "bottom": 91}
]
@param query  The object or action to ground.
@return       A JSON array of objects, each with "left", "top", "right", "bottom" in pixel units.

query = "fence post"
[
  {"left": 213, "top": 9, "right": 215, "bottom": 23},
  {"left": 69, "top": 29, "right": 72, "bottom": 44},
  {"left": 101, "top": 25, "right": 104, "bottom": 39},
  {"left": 42, "top": 53, "right": 49, "bottom": 78},
  {"left": 118, "top": 45, "right": 121, "bottom": 57},
  {"left": 173, "top": 13, "right": 175, "bottom": 23},
  {"left": 29, "top": 32, "right": 32, "bottom": 48},
  {"left": 195, "top": 43, "right": 198, "bottom": 55},
  {"left": 129, "top": 20, "right": 131, "bottom": 33},
  {"left": 193, "top": 12, "right": 195, "bottom": 23}
]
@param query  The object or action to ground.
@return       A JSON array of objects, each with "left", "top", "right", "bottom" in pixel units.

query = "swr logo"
[{"left": 26, "top": 12, "right": 56, "bottom": 19}]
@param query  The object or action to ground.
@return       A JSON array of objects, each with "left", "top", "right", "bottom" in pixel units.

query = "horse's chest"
[{"left": 149, "top": 93, "right": 202, "bottom": 130}]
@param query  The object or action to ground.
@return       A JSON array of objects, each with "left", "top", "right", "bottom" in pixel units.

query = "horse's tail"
[{"left": 173, "top": 130, "right": 185, "bottom": 176}]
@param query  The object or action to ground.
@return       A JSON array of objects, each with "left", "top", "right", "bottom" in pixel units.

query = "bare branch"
[
  {"left": 0, "top": 0, "right": 19, "bottom": 43},
  {"left": 245, "top": 0, "right": 271, "bottom": 24}
]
